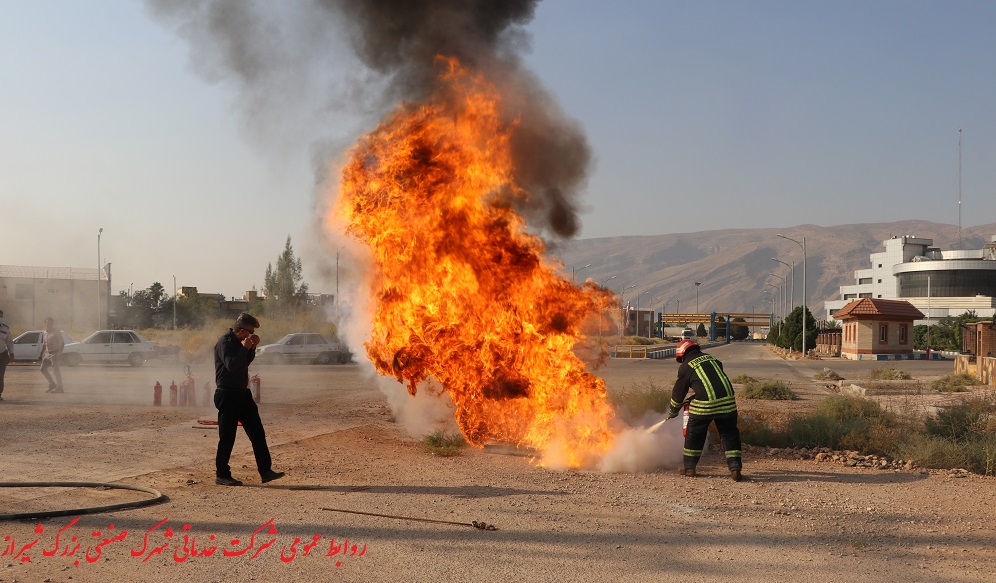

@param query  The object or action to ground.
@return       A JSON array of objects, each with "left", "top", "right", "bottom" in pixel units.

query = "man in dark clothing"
[
  {"left": 0, "top": 309, "right": 14, "bottom": 402},
  {"left": 668, "top": 339, "right": 743, "bottom": 481},
  {"left": 213, "top": 313, "right": 285, "bottom": 487}
]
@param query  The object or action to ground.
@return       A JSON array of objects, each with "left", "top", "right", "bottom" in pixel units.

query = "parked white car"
[
  {"left": 255, "top": 333, "right": 351, "bottom": 365},
  {"left": 10, "top": 330, "right": 76, "bottom": 362},
  {"left": 62, "top": 330, "right": 157, "bottom": 367}
]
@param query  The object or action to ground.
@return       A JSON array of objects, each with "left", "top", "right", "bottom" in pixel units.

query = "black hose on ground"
[{"left": 0, "top": 482, "right": 168, "bottom": 520}]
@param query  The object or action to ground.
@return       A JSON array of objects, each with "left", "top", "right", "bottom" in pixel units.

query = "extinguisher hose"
[{"left": 0, "top": 481, "right": 168, "bottom": 520}]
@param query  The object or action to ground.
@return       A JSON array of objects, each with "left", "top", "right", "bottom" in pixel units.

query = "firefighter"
[{"left": 668, "top": 339, "right": 743, "bottom": 481}]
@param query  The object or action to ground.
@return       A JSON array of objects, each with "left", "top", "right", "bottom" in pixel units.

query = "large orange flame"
[{"left": 332, "top": 58, "right": 616, "bottom": 468}]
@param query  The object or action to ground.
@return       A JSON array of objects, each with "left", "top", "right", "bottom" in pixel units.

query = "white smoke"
[
  {"left": 598, "top": 416, "right": 686, "bottom": 473},
  {"left": 377, "top": 377, "right": 460, "bottom": 438}
]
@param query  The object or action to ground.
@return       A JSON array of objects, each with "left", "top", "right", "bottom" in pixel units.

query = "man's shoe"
[
  {"left": 215, "top": 476, "right": 243, "bottom": 487},
  {"left": 0, "top": 395, "right": 4, "bottom": 401},
  {"left": 260, "top": 470, "right": 285, "bottom": 483},
  {"left": 51, "top": 388, "right": 64, "bottom": 394},
  {"left": 678, "top": 467, "right": 696, "bottom": 477},
  {"left": 731, "top": 470, "right": 743, "bottom": 482},
  {"left": 45, "top": 388, "right": 53, "bottom": 393}
]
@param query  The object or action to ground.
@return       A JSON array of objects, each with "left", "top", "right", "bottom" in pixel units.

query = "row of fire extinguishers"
[{"left": 153, "top": 366, "right": 262, "bottom": 406}]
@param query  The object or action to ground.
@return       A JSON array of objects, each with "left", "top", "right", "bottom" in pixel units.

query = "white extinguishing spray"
[{"left": 645, "top": 400, "right": 690, "bottom": 435}]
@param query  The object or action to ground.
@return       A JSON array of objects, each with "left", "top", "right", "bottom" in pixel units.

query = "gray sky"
[{"left": 2, "top": 0, "right": 994, "bottom": 298}]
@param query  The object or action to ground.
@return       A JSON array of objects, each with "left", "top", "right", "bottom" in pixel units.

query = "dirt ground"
[{"left": 1, "top": 343, "right": 994, "bottom": 582}]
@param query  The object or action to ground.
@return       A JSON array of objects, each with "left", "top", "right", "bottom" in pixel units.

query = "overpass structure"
[{"left": 659, "top": 312, "right": 773, "bottom": 341}]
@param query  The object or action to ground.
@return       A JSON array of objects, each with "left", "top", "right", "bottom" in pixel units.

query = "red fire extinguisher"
[
  {"left": 153, "top": 381, "right": 162, "bottom": 406},
  {"left": 250, "top": 374, "right": 261, "bottom": 403},
  {"left": 681, "top": 401, "right": 690, "bottom": 437},
  {"left": 202, "top": 382, "right": 212, "bottom": 407},
  {"left": 169, "top": 380, "right": 178, "bottom": 406}
]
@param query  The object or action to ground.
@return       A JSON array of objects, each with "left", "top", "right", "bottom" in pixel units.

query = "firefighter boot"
[
  {"left": 731, "top": 470, "right": 742, "bottom": 482},
  {"left": 678, "top": 467, "right": 696, "bottom": 477}
]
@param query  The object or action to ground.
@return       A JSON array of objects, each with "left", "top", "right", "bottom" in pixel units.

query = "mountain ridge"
[{"left": 551, "top": 220, "right": 996, "bottom": 318}]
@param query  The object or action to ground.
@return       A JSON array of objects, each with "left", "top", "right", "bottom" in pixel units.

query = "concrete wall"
[
  {"left": 955, "top": 354, "right": 996, "bottom": 386},
  {"left": 0, "top": 275, "right": 109, "bottom": 333}
]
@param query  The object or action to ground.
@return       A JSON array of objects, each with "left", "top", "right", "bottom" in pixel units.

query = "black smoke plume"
[{"left": 147, "top": 0, "right": 591, "bottom": 237}]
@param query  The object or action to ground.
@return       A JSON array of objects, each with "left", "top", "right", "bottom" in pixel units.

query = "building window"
[
  {"left": 899, "top": 325, "right": 908, "bottom": 345},
  {"left": 859, "top": 278, "right": 872, "bottom": 284},
  {"left": 844, "top": 294, "right": 857, "bottom": 300},
  {"left": 879, "top": 324, "right": 888, "bottom": 343},
  {"left": 878, "top": 264, "right": 883, "bottom": 268},
  {"left": 878, "top": 295, "right": 882, "bottom": 298},
  {"left": 859, "top": 293, "right": 872, "bottom": 298}
]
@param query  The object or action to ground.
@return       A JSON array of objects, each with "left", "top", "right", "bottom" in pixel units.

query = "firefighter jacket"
[{"left": 670, "top": 351, "right": 737, "bottom": 417}]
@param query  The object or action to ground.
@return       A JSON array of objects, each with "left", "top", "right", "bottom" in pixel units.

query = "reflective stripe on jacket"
[{"left": 670, "top": 352, "right": 737, "bottom": 416}]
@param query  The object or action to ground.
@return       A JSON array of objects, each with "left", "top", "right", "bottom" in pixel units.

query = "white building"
[{"left": 825, "top": 235, "right": 996, "bottom": 324}]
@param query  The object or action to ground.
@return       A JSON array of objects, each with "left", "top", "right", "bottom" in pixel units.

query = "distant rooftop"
[{"left": 834, "top": 298, "right": 925, "bottom": 320}]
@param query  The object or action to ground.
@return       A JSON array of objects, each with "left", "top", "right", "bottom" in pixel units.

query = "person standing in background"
[
  {"left": 40, "top": 317, "right": 64, "bottom": 394},
  {"left": 0, "top": 309, "right": 14, "bottom": 402}
]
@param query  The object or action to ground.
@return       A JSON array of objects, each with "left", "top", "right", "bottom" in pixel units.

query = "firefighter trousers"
[{"left": 683, "top": 411, "right": 742, "bottom": 472}]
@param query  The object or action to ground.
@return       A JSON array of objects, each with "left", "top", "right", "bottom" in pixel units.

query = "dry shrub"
[
  {"left": 423, "top": 430, "right": 466, "bottom": 457},
  {"left": 741, "top": 380, "right": 796, "bottom": 400},
  {"left": 814, "top": 368, "right": 843, "bottom": 381},
  {"left": 898, "top": 435, "right": 970, "bottom": 469},
  {"left": 869, "top": 366, "right": 912, "bottom": 380},
  {"left": 610, "top": 378, "right": 672, "bottom": 423},
  {"left": 738, "top": 413, "right": 779, "bottom": 447},
  {"left": 730, "top": 374, "right": 757, "bottom": 384},
  {"left": 929, "top": 373, "right": 977, "bottom": 393}
]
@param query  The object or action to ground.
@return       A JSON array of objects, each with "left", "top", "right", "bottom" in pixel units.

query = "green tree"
[
  {"left": 921, "top": 311, "right": 986, "bottom": 352},
  {"left": 117, "top": 282, "right": 169, "bottom": 329},
  {"left": 263, "top": 236, "right": 309, "bottom": 312},
  {"left": 715, "top": 315, "right": 727, "bottom": 338},
  {"left": 779, "top": 306, "right": 817, "bottom": 351},
  {"left": 767, "top": 322, "right": 781, "bottom": 345},
  {"left": 731, "top": 317, "right": 750, "bottom": 340},
  {"left": 696, "top": 323, "right": 707, "bottom": 337}
]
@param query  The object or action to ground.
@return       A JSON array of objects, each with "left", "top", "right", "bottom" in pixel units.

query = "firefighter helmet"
[{"left": 675, "top": 339, "right": 699, "bottom": 363}]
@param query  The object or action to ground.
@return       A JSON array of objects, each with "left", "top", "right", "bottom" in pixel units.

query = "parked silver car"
[
  {"left": 255, "top": 333, "right": 350, "bottom": 364},
  {"left": 10, "top": 330, "right": 75, "bottom": 362},
  {"left": 62, "top": 330, "right": 157, "bottom": 367}
]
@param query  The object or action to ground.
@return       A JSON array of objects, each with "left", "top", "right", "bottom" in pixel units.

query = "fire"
[{"left": 331, "top": 57, "right": 617, "bottom": 468}]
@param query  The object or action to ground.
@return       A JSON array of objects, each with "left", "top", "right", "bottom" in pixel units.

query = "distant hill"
[{"left": 550, "top": 221, "right": 996, "bottom": 319}]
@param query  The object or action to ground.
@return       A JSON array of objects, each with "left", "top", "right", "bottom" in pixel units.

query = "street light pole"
[
  {"left": 694, "top": 281, "right": 701, "bottom": 313},
  {"left": 772, "top": 258, "right": 794, "bottom": 313},
  {"left": 172, "top": 274, "right": 177, "bottom": 330},
  {"left": 778, "top": 234, "right": 807, "bottom": 355},
  {"left": 96, "top": 227, "right": 103, "bottom": 329},
  {"left": 768, "top": 273, "right": 786, "bottom": 322},
  {"left": 572, "top": 263, "right": 592, "bottom": 283},
  {"left": 766, "top": 283, "right": 780, "bottom": 321}
]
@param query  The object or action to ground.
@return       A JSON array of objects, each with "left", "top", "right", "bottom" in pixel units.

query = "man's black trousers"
[{"left": 214, "top": 387, "right": 272, "bottom": 478}]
